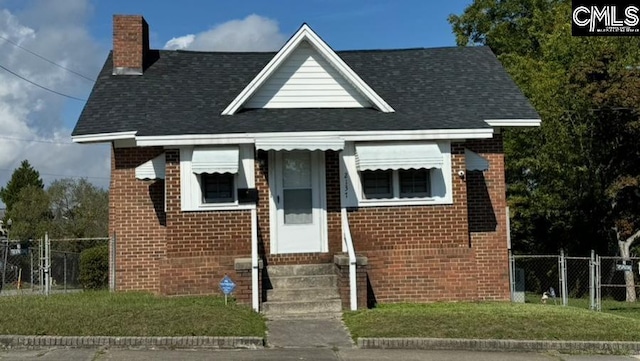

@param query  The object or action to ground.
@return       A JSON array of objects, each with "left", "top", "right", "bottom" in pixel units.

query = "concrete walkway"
[{"left": 265, "top": 317, "right": 354, "bottom": 349}]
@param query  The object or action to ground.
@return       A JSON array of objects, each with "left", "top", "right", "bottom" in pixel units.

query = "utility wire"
[
  {"left": 0, "top": 35, "right": 95, "bottom": 82},
  {"left": 0, "top": 63, "right": 87, "bottom": 102},
  {"left": 0, "top": 168, "right": 108, "bottom": 180},
  {"left": 0, "top": 136, "right": 74, "bottom": 145}
]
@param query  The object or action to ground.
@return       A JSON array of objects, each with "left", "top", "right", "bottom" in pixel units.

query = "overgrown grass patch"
[
  {"left": 343, "top": 302, "right": 640, "bottom": 341},
  {"left": 0, "top": 291, "right": 265, "bottom": 337}
]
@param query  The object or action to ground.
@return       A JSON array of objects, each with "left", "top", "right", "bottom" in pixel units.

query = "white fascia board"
[
  {"left": 485, "top": 119, "right": 541, "bottom": 127},
  {"left": 71, "top": 131, "right": 137, "bottom": 144},
  {"left": 135, "top": 128, "right": 493, "bottom": 147},
  {"left": 221, "top": 24, "right": 394, "bottom": 115}
]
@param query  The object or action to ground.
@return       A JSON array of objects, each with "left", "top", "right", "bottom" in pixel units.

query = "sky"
[{"left": 0, "top": 0, "right": 472, "bottom": 207}]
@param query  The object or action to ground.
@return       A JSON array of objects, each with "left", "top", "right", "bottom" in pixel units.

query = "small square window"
[
  {"left": 362, "top": 170, "right": 392, "bottom": 199},
  {"left": 399, "top": 169, "right": 431, "bottom": 198},
  {"left": 202, "top": 173, "right": 234, "bottom": 203}
]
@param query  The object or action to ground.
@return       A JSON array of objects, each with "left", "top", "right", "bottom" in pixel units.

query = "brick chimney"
[{"left": 112, "top": 15, "right": 149, "bottom": 75}]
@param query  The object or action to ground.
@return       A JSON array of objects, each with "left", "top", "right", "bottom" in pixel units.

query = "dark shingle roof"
[{"left": 72, "top": 46, "right": 539, "bottom": 137}]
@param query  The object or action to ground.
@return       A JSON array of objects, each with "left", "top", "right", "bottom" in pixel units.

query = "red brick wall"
[
  {"left": 112, "top": 15, "right": 149, "bottom": 72},
  {"left": 111, "top": 138, "right": 509, "bottom": 305},
  {"left": 160, "top": 149, "right": 252, "bottom": 298},
  {"left": 110, "top": 146, "right": 166, "bottom": 293},
  {"left": 466, "top": 134, "right": 510, "bottom": 300},
  {"left": 111, "top": 147, "right": 254, "bottom": 304}
]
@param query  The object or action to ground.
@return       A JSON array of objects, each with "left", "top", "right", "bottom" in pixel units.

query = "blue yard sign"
[{"left": 219, "top": 275, "right": 236, "bottom": 305}]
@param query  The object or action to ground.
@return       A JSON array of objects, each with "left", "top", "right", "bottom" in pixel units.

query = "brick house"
[{"left": 72, "top": 15, "right": 540, "bottom": 313}]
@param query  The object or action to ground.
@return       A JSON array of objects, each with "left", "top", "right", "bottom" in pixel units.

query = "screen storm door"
[{"left": 270, "top": 150, "right": 327, "bottom": 254}]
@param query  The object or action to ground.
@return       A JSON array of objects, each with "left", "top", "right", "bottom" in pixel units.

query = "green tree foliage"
[
  {"left": 48, "top": 178, "right": 109, "bottom": 239},
  {"left": 0, "top": 160, "right": 44, "bottom": 215},
  {"left": 450, "top": 1, "right": 640, "bottom": 258},
  {"left": 79, "top": 245, "right": 109, "bottom": 290},
  {"left": 6, "top": 185, "right": 51, "bottom": 240}
]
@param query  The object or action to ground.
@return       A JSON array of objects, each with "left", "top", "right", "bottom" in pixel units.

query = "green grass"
[
  {"left": 0, "top": 291, "right": 266, "bottom": 337},
  {"left": 343, "top": 302, "right": 640, "bottom": 341}
]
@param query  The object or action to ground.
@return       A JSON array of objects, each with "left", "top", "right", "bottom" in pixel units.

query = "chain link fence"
[
  {"left": 511, "top": 251, "right": 640, "bottom": 312},
  {"left": 0, "top": 235, "right": 109, "bottom": 296},
  {"left": 510, "top": 251, "right": 597, "bottom": 310}
]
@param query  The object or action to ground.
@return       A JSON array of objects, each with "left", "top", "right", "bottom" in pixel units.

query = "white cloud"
[
  {"left": 163, "top": 14, "right": 286, "bottom": 51},
  {"left": 0, "top": 1, "right": 109, "bottom": 207}
]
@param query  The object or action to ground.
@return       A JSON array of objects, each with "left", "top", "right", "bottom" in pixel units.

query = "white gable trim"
[
  {"left": 485, "top": 119, "right": 541, "bottom": 127},
  {"left": 221, "top": 24, "right": 395, "bottom": 115}
]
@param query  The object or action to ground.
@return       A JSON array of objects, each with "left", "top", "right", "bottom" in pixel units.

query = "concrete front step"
[
  {"left": 267, "top": 287, "right": 340, "bottom": 302},
  {"left": 262, "top": 299, "right": 343, "bottom": 315},
  {"left": 269, "top": 274, "right": 337, "bottom": 289},
  {"left": 267, "top": 264, "right": 335, "bottom": 277}
]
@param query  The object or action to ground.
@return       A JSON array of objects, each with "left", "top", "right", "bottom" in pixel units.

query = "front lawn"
[
  {"left": 0, "top": 291, "right": 265, "bottom": 337},
  {"left": 343, "top": 302, "right": 640, "bottom": 341}
]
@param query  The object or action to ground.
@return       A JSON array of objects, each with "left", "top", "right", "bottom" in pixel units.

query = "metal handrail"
[{"left": 341, "top": 208, "right": 357, "bottom": 310}]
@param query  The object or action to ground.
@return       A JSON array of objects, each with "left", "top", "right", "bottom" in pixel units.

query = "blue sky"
[{"left": 0, "top": 0, "right": 471, "bottom": 204}]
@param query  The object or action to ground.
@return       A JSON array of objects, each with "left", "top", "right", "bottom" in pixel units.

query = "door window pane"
[
  {"left": 283, "top": 152, "right": 311, "bottom": 189},
  {"left": 284, "top": 189, "right": 313, "bottom": 224}
]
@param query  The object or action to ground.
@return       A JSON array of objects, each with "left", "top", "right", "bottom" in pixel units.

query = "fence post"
[
  {"left": 110, "top": 232, "right": 116, "bottom": 292},
  {"left": 596, "top": 254, "right": 601, "bottom": 311},
  {"left": 39, "top": 238, "right": 44, "bottom": 293},
  {"left": 589, "top": 250, "right": 595, "bottom": 310},
  {"left": 508, "top": 250, "right": 514, "bottom": 301},
  {"left": 558, "top": 249, "right": 568, "bottom": 306},
  {"left": 63, "top": 252, "right": 67, "bottom": 292},
  {"left": 44, "top": 233, "right": 50, "bottom": 296}
]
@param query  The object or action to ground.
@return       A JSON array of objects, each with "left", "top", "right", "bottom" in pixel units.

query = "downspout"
[{"left": 251, "top": 208, "right": 259, "bottom": 312}]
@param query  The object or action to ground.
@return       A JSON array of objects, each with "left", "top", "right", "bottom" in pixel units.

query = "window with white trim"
[
  {"left": 339, "top": 141, "right": 452, "bottom": 207},
  {"left": 180, "top": 144, "right": 255, "bottom": 211},
  {"left": 361, "top": 169, "right": 432, "bottom": 200}
]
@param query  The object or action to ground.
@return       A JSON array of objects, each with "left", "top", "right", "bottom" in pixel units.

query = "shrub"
[{"left": 79, "top": 245, "right": 109, "bottom": 290}]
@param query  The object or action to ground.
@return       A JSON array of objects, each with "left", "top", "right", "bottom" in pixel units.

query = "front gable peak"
[{"left": 221, "top": 24, "right": 395, "bottom": 115}]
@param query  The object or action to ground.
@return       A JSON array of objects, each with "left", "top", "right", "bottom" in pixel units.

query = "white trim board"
[
  {"left": 221, "top": 24, "right": 394, "bottom": 115},
  {"left": 485, "top": 119, "right": 541, "bottom": 127}
]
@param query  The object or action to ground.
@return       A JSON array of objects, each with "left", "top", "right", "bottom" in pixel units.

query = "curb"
[
  {"left": 0, "top": 335, "right": 264, "bottom": 349},
  {"left": 357, "top": 338, "right": 640, "bottom": 354}
]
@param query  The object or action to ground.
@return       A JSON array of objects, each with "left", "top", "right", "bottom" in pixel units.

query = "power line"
[
  {"left": 0, "top": 35, "right": 95, "bottom": 82},
  {"left": 0, "top": 136, "right": 74, "bottom": 145},
  {"left": 0, "top": 63, "right": 87, "bottom": 102},
  {"left": 0, "top": 168, "right": 108, "bottom": 180}
]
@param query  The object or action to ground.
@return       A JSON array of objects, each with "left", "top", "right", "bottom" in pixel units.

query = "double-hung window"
[
  {"left": 180, "top": 145, "right": 255, "bottom": 211},
  {"left": 353, "top": 141, "right": 446, "bottom": 204}
]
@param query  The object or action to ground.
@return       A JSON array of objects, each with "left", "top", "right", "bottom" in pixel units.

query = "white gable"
[
  {"left": 245, "top": 41, "right": 370, "bottom": 109},
  {"left": 222, "top": 24, "right": 394, "bottom": 115}
]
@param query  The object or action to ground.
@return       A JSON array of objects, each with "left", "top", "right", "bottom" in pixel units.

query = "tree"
[
  {"left": 450, "top": 1, "right": 640, "bottom": 300},
  {"left": 0, "top": 160, "right": 44, "bottom": 215},
  {"left": 48, "top": 178, "right": 109, "bottom": 240},
  {"left": 7, "top": 185, "right": 51, "bottom": 240}
]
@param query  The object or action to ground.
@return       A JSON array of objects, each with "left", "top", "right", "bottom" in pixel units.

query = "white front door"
[{"left": 270, "top": 151, "right": 327, "bottom": 254}]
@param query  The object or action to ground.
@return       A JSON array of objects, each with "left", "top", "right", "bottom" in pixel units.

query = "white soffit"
[
  {"left": 255, "top": 137, "right": 344, "bottom": 151},
  {"left": 465, "top": 149, "right": 489, "bottom": 171},
  {"left": 192, "top": 146, "right": 239, "bottom": 174},
  {"left": 221, "top": 23, "right": 395, "bottom": 115},
  {"left": 355, "top": 141, "right": 443, "bottom": 171},
  {"left": 135, "top": 154, "right": 165, "bottom": 180}
]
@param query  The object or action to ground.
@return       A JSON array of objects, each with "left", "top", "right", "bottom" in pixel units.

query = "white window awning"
[
  {"left": 255, "top": 137, "right": 344, "bottom": 151},
  {"left": 192, "top": 146, "right": 239, "bottom": 174},
  {"left": 465, "top": 149, "right": 489, "bottom": 171},
  {"left": 355, "top": 142, "right": 443, "bottom": 171},
  {"left": 135, "top": 154, "right": 165, "bottom": 180}
]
